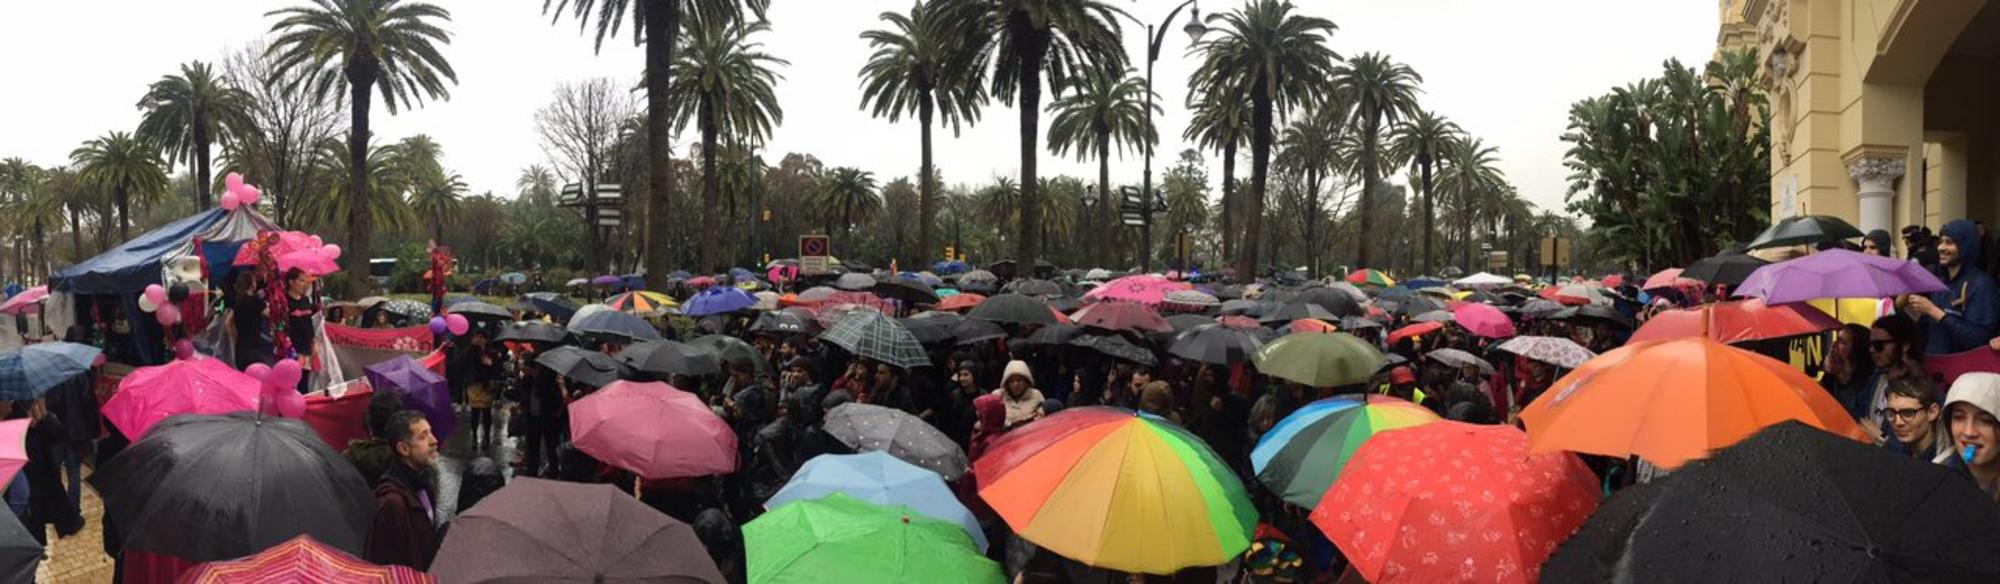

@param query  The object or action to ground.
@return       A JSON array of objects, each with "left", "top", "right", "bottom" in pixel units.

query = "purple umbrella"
[
  {"left": 363, "top": 356, "right": 455, "bottom": 440},
  {"left": 1733, "top": 249, "right": 1947, "bottom": 304},
  {"left": 683, "top": 286, "right": 758, "bottom": 317},
  {"left": 590, "top": 274, "right": 621, "bottom": 286}
]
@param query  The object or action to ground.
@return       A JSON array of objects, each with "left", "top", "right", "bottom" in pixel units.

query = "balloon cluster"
[
  {"left": 137, "top": 283, "right": 192, "bottom": 326},
  {"left": 245, "top": 358, "right": 307, "bottom": 419},
  {"left": 429, "top": 313, "right": 470, "bottom": 337},
  {"left": 219, "top": 172, "right": 264, "bottom": 211}
]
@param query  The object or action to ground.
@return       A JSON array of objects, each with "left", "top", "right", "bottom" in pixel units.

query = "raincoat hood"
[
  {"left": 1943, "top": 219, "right": 1982, "bottom": 270},
  {"left": 1002, "top": 360, "right": 1034, "bottom": 386},
  {"left": 973, "top": 394, "right": 1005, "bottom": 431},
  {"left": 1947, "top": 372, "right": 2000, "bottom": 420}
]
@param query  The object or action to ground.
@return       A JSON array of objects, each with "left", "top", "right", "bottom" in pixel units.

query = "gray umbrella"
[
  {"left": 967, "top": 293, "right": 1057, "bottom": 326},
  {"left": 447, "top": 300, "right": 513, "bottom": 320},
  {"left": 834, "top": 273, "right": 878, "bottom": 291},
  {"left": 820, "top": 311, "right": 931, "bottom": 369},
  {"left": 431, "top": 478, "right": 723, "bottom": 583},
  {"left": 1412, "top": 310, "right": 1456, "bottom": 323},
  {"left": 1169, "top": 324, "right": 1265, "bottom": 366},
  {"left": 1006, "top": 278, "right": 1065, "bottom": 298},
  {"left": 689, "top": 334, "right": 778, "bottom": 380},
  {"left": 1070, "top": 334, "right": 1158, "bottom": 367},
  {"left": 1258, "top": 302, "right": 1340, "bottom": 324},
  {"left": 616, "top": 340, "right": 721, "bottom": 377},
  {"left": 1426, "top": 348, "right": 1495, "bottom": 376},
  {"left": 1019, "top": 323, "right": 1084, "bottom": 347},
  {"left": 823, "top": 403, "right": 968, "bottom": 481},
  {"left": 536, "top": 347, "right": 627, "bottom": 387}
]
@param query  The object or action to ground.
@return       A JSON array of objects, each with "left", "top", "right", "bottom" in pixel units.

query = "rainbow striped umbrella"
[
  {"left": 1251, "top": 395, "right": 1440, "bottom": 508},
  {"left": 181, "top": 534, "right": 434, "bottom": 583},
  {"left": 1345, "top": 269, "right": 1396, "bottom": 288},
  {"left": 976, "top": 407, "right": 1256, "bottom": 575},
  {"left": 606, "top": 290, "right": 678, "bottom": 315}
]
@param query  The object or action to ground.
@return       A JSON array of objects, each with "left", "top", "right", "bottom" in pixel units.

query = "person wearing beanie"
[
  {"left": 1907, "top": 219, "right": 2000, "bottom": 355},
  {"left": 1863, "top": 229, "right": 1894, "bottom": 257},
  {"left": 991, "top": 360, "right": 1045, "bottom": 429},
  {"left": 1938, "top": 372, "right": 2000, "bottom": 500}
]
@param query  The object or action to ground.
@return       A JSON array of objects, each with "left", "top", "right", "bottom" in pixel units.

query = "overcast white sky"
[{"left": 1, "top": 1, "right": 1718, "bottom": 216}]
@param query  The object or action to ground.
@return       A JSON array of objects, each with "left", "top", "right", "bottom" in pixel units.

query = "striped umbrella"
[
  {"left": 976, "top": 407, "right": 1257, "bottom": 575},
  {"left": 605, "top": 290, "right": 679, "bottom": 315},
  {"left": 1251, "top": 395, "right": 1440, "bottom": 508},
  {"left": 1345, "top": 269, "right": 1396, "bottom": 287},
  {"left": 181, "top": 534, "right": 433, "bottom": 583}
]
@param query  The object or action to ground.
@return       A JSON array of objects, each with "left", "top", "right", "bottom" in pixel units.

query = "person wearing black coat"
[{"left": 19, "top": 399, "right": 80, "bottom": 546}]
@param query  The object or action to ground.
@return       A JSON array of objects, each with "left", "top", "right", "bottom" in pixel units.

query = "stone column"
[{"left": 1848, "top": 156, "right": 1906, "bottom": 233}]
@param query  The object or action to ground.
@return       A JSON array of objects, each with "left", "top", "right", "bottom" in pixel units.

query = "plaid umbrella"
[
  {"left": 0, "top": 342, "right": 99, "bottom": 401},
  {"left": 820, "top": 311, "right": 930, "bottom": 369},
  {"left": 181, "top": 534, "right": 433, "bottom": 583},
  {"left": 823, "top": 403, "right": 968, "bottom": 480}
]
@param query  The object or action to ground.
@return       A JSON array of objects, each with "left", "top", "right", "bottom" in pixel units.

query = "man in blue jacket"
[{"left": 1908, "top": 219, "right": 2000, "bottom": 355}]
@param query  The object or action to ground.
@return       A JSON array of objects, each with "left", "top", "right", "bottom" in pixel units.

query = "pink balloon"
[
  {"left": 225, "top": 172, "right": 245, "bottom": 192},
  {"left": 321, "top": 244, "right": 342, "bottom": 260},
  {"left": 156, "top": 303, "right": 181, "bottom": 326},
  {"left": 245, "top": 363, "right": 272, "bottom": 384},
  {"left": 239, "top": 185, "right": 262, "bottom": 206},
  {"left": 91, "top": 354, "right": 107, "bottom": 367},
  {"left": 309, "top": 235, "right": 323, "bottom": 247},
  {"left": 173, "top": 339, "right": 195, "bottom": 360},
  {"left": 260, "top": 384, "right": 306, "bottom": 418},
  {"left": 446, "top": 313, "right": 470, "bottom": 336},
  {"left": 221, "top": 191, "right": 241, "bottom": 210},
  {"left": 144, "top": 284, "right": 167, "bottom": 306},
  {"left": 271, "top": 358, "right": 303, "bottom": 389}
]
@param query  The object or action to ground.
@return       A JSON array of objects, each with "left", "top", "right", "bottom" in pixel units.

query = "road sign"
[{"left": 800, "top": 235, "right": 831, "bottom": 274}]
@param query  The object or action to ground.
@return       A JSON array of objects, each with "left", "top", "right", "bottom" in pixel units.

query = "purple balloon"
[{"left": 429, "top": 316, "right": 448, "bottom": 335}]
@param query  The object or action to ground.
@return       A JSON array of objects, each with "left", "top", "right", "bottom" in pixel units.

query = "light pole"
[{"left": 1141, "top": 1, "right": 1206, "bottom": 273}]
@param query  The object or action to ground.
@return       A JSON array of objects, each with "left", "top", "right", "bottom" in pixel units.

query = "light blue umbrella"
[
  {"left": 0, "top": 342, "right": 100, "bottom": 401},
  {"left": 765, "top": 451, "right": 987, "bottom": 552},
  {"left": 682, "top": 287, "right": 757, "bottom": 317}
]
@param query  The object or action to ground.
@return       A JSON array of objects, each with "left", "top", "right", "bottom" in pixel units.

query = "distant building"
[{"left": 1719, "top": 0, "right": 1996, "bottom": 247}]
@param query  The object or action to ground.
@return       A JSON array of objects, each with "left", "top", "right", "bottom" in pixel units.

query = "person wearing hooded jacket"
[
  {"left": 1936, "top": 372, "right": 2000, "bottom": 501},
  {"left": 1908, "top": 219, "right": 2000, "bottom": 355},
  {"left": 990, "top": 360, "right": 1045, "bottom": 429}
]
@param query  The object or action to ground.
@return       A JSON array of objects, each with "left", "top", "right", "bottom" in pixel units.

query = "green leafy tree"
[
  {"left": 409, "top": 171, "right": 465, "bottom": 244},
  {"left": 859, "top": 0, "right": 987, "bottom": 269},
  {"left": 72, "top": 132, "right": 170, "bottom": 241},
  {"left": 1439, "top": 135, "right": 1503, "bottom": 270},
  {"left": 1183, "top": 93, "right": 1249, "bottom": 262},
  {"left": 516, "top": 164, "right": 560, "bottom": 206},
  {"left": 1161, "top": 149, "right": 1211, "bottom": 267},
  {"left": 665, "top": 19, "right": 786, "bottom": 274},
  {"left": 812, "top": 167, "right": 879, "bottom": 247},
  {"left": 1390, "top": 109, "right": 1459, "bottom": 275},
  {"left": 1047, "top": 66, "right": 1156, "bottom": 266},
  {"left": 296, "top": 137, "right": 416, "bottom": 237},
  {"left": 1329, "top": 52, "right": 1421, "bottom": 269},
  {"left": 135, "top": 60, "right": 254, "bottom": 208},
  {"left": 1276, "top": 104, "right": 1348, "bottom": 277}
]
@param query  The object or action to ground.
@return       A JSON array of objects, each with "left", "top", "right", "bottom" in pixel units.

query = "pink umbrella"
[
  {"left": 0, "top": 286, "right": 48, "bottom": 315},
  {"left": 1452, "top": 302, "right": 1516, "bottom": 338},
  {"left": 0, "top": 419, "right": 26, "bottom": 487},
  {"left": 1084, "top": 275, "right": 1177, "bottom": 306},
  {"left": 232, "top": 231, "right": 321, "bottom": 266},
  {"left": 277, "top": 248, "right": 340, "bottom": 276},
  {"left": 1641, "top": 268, "right": 1700, "bottom": 292},
  {"left": 569, "top": 381, "right": 736, "bottom": 480},
  {"left": 102, "top": 357, "right": 261, "bottom": 439}
]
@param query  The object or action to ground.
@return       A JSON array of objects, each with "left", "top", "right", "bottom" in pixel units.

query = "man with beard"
[{"left": 365, "top": 410, "right": 440, "bottom": 570}]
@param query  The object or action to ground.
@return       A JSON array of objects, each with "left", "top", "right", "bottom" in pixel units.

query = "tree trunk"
[
  {"left": 1220, "top": 141, "right": 1235, "bottom": 262},
  {"left": 116, "top": 187, "right": 130, "bottom": 242},
  {"left": 1355, "top": 116, "right": 1380, "bottom": 269},
  {"left": 67, "top": 208, "right": 80, "bottom": 261},
  {"left": 194, "top": 122, "right": 214, "bottom": 209},
  {"left": 1239, "top": 86, "right": 1271, "bottom": 281},
  {"left": 1097, "top": 133, "right": 1112, "bottom": 268},
  {"left": 1420, "top": 156, "right": 1434, "bottom": 275},
  {"left": 1303, "top": 168, "right": 1320, "bottom": 278},
  {"left": 343, "top": 67, "right": 377, "bottom": 298},
  {"left": 698, "top": 104, "right": 720, "bottom": 275},
  {"left": 644, "top": 1, "right": 679, "bottom": 288},
  {"left": 1012, "top": 13, "right": 1046, "bottom": 271},
  {"left": 918, "top": 95, "right": 937, "bottom": 267}
]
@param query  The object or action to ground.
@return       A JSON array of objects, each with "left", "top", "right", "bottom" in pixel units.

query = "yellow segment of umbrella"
[{"left": 607, "top": 291, "right": 678, "bottom": 315}]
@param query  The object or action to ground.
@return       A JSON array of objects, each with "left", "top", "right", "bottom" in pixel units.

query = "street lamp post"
[{"left": 1142, "top": 1, "right": 1206, "bottom": 273}]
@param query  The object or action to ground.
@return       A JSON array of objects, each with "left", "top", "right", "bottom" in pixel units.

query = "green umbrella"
[
  {"left": 1251, "top": 332, "right": 1386, "bottom": 388},
  {"left": 747, "top": 492, "right": 1000, "bottom": 584}
]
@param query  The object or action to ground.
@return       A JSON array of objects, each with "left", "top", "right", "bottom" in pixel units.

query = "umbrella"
[
  {"left": 1409, "top": 309, "right": 1454, "bottom": 323},
  {"left": 180, "top": 534, "right": 434, "bottom": 584},
  {"left": 833, "top": 273, "right": 876, "bottom": 291},
  {"left": 967, "top": 293, "right": 1057, "bottom": 326},
  {"left": 898, "top": 314, "right": 957, "bottom": 345},
  {"left": 0, "top": 342, "right": 99, "bottom": 401},
  {"left": 950, "top": 318, "right": 1006, "bottom": 345},
  {"left": 589, "top": 274, "right": 621, "bottom": 286},
  {"left": 565, "top": 278, "right": 590, "bottom": 287},
  {"left": 1518, "top": 298, "right": 1566, "bottom": 318},
  {"left": 431, "top": 477, "right": 724, "bottom": 583},
  {"left": 524, "top": 292, "right": 578, "bottom": 321},
  {"left": 747, "top": 310, "right": 816, "bottom": 336},
  {"left": 1732, "top": 248, "right": 1948, "bottom": 304},
  {"left": 605, "top": 290, "right": 678, "bottom": 315},
  {"left": 934, "top": 293, "right": 985, "bottom": 312},
  {"left": 1415, "top": 286, "right": 1456, "bottom": 300},
  {"left": 498, "top": 272, "right": 527, "bottom": 284},
  {"left": 0, "top": 286, "right": 47, "bottom": 315},
  {"left": 975, "top": 407, "right": 1257, "bottom": 574},
  {"left": 820, "top": 311, "right": 930, "bottom": 370},
  {"left": 1494, "top": 335, "right": 1596, "bottom": 369},
  {"left": 1292, "top": 287, "right": 1363, "bottom": 317},
  {"left": 1543, "top": 421, "right": 2000, "bottom": 583},
  {"left": 1452, "top": 272, "right": 1512, "bottom": 287},
  {"left": 690, "top": 334, "right": 777, "bottom": 380},
  {"left": 1627, "top": 299, "right": 1840, "bottom": 344},
  {"left": 1426, "top": 347, "right": 1495, "bottom": 375},
  {"left": 1682, "top": 253, "right": 1770, "bottom": 287},
  {"left": 535, "top": 346, "right": 626, "bottom": 388},
  {"left": 1168, "top": 324, "right": 1265, "bottom": 365},
  {"left": 958, "top": 269, "right": 998, "bottom": 284},
  {"left": 1165, "top": 313, "right": 1216, "bottom": 334},
  {"left": 681, "top": 286, "right": 759, "bottom": 317},
  {"left": 1285, "top": 318, "right": 1337, "bottom": 335},
  {"left": 1018, "top": 323, "right": 1083, "bottom": 348},
  {"left": 570, "top": 381, "right": 736, "bottom": 479},
  {"left": 823, "top": 403, "right": 967, "bottom": 481},
  {"left": 0, "top": 509, "right": 34, "bottom": 584},
  {"left": 89, "top": 412, "right": 374, "bottom": 563},
  {"left": 1337, "top": 316, "right": 1381, "bottom": 331},
  {"left": 1311, "top": 422, "right": 1599, "bottom": 584},
  {"left": 375, "top": 299, "right": 433, "bottom": 320},
  {"left": 1560, "top": 304, "right": 1636, "bottom": 330},
  {"left": 496, "top": 321, "right": 569, "bottom": 344},
  {"left": 1006, "top": 278, "right": 1065, "bottom": 298},
  {"left": 363, "top": 356, "right": 456, "bottom": 440},
  {"left": 1257, "top": 302, "right": 1339, "bottom": 325},
  {"left": 1161, "top": 289, "right": 1220, "bottom": 312},
  {"left": 1385, "top": 321, "right": 1442, "bottom": 345},
  {"left": 747, "top": 492, "right": 1000, "bottom": 583},
  {"left": 0, "top": 421, "right": 22, "bottom": 491},
  {"left": 1071, "top": 301, "right": 1171, "bottom": 334},
  {"left": 1461, "top": 288, "right": 1507, "bottom": 305},
  {"left": 616, "top": 340, "right": 721, "bottom": 378},
  {"left": 1391, "top": 295, "right": 1444, "bottom": 316},
  {"left": 1084, "top": 275, "right": 1178, "bottom": 306},
  {"left": 1216, "top": 298, "right": 1264, "bottom": 316},
  {"left": 568, "top": 309, "right": 663, "bottom": 341},
  {"left": 1641, "top": 267, "right": 1700, "bottom": 292},
  {"left": 1745, "top": 214, "right": 1866, "bottom": 249},
  {"left": 1545, "top": 282, "right": 1605, "bottom": 306},
  {"left": 1345, "top": 269, "right": 1395, "bottom": 287},
  {"left": 1069, "top": 334, "right": 1158, "bottom": 367},
  {"left": 1251, "top": 395, "right": 1438, "bottom": 509},
  {"left": 873, "top": 278, "right": 940, "bottom": 305},
  {"left": 445, "top": 301, "right": 512, "bottom": 321},
  {"left": 1252, "top": 333, "right": 1385, "bottom": 388},
  {"left": 766, "top": 451, "right": 987, "bottom": 552},
  {"left": 1451, "top": 302, "right": 1515, "bottom": 338},
  {"left": 686, "top": 276, "right": 717, "bottom": 289},
  {"left": 102, "top": 357, "right": 260, "bottom": 440},
  {"left": 1519, "top": 336, "right": 1866, "bottom": 468}
]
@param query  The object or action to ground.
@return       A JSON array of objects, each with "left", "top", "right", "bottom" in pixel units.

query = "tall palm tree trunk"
[
  {"left": 115, "top": 188, "right": 131, "bottom": 242},
  {"left": 918, "top": 95, "right": 936, "bottom": 267},
  {"left": 194, "top": 118, "right": 213, "bottom": 209},
  {"left": 1239, "top": 88, "right": 1271, "bottom": 280},
  {"left": 1355, "top": 118, "right": 1380, "bottom": 269},
  {"left": 1303, "top": 168, "right": 1320, "bottom": 278},
  {"left": 1420, "top": 157, "right": 1434, "bottom": 275},
  {"left": 698, "top": 107, "right": 720, "bottom": 275},
  {"left": 1097, "top": 132, "right": 1112, "bottom": 267},
  {"left": 67, "top": 208, "right": 81, "bottom": 261},
  {"left": 1012, "top": 15, "right": 1047, "bottom": 270},
  {"left": 1220, "top": 141, "right": 1235, "bottom": 262},
  {"left": 343, "top": 65, "right": 377, "bottom": 298},
  {"left": 644, "top": 2, "right": 679, "bottom": 288}
]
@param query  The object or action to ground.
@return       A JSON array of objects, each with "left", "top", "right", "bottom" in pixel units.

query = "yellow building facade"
[{"left": 1720, "top": 0, "right": 1999, "bottom": 246}]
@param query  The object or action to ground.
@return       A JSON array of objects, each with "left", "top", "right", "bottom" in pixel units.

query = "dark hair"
[
  {"left": 1871, "top": 313, "right": 1921, "bottom": 361},
  {"left": 1835, "top": 323, "right": 1872, "bottom": 378},
  {"left": 284, "top": 267, "right": 307, "bottom": 284},
  {"left": 1885, "top": 379, "right": 1937, "bottom": 407},
  {"left": 366, "top": 390, "right": 406, "bottom": 438},
  {"left": 458, "top": 456, "right": 506, "bottom": 511},
  {"left": 385, "top": 410, "right": 428, "bottom": 446}
]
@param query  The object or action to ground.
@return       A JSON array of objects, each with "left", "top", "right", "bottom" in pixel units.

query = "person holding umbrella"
[
  {"left": 1906, "top": 219, "right": 2000, "bottom": 355},
  {"left": 454, "top": 329, "right": 503, "bottom": 451},
  {"left": 364, "top": 410, "right": 440, "bottom": 570}
]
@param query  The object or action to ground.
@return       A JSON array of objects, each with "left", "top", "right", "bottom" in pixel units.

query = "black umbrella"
[
  {"left": 1212, "top": 285, "right": 1244, "bottom": 300},
  {"left": 0, "top": 509, "right": 35, "bottom": 584},
  {"left": 690, "top": 334, "right": 777, "bottom": 380},
  {"left": 834, "top": 273, "right": 876, "bottom": 291},
  {"left": 431, "top": 478, "right": 723, "bottom": 583},
  {"left": 1169, "top": 323, "right": 1265, "bottom": 365},
  {"left": 966, "top": 293, "right": 1057, "bottom": 326},
  {"left": 899, "top": 314, "right": 959, "bottom": 345},
  {"left": 526, "top": 292, "right": 578, "bottom": 322},
  {"left": 1019, "top": 323, "right": 1084, "bottom": 348},
  {"left": 1294, "top": 287, "right": 1363, "bottom": 317},
  {"left": 1544, "top": 421, "right": 2000, "bottom": 583},
  {"left": 497, "top": 321, "right": 570, "bottom": 344},
  {"left": 89, "top": 412, "right": 374, "bottom": 563},
  {"left": 1005, "top": 278, "right": 1064, "bottom": 298},
  {"left": 1745, "top": 214, "right": 1865, "bottom": 250},
  {"left": 951, "top": 318, "right": 1007, "bottom": 345},
  {"left": 1338, "top": 316, "right": 1383, "bottom": 331},
  {"left": 616, "top": 339, "right": 721, "bottom": 378},
  {"left": 1683, "top": 253, "right": 1769, "bottom": 288},
  {"left": 1568, "top": 304, "right": 1636, "bottom": 330},
  {"left": 1518, "top": 298, "right": 1566, "bottom": 318},
  {"left": 873, "top": 278, "right": 940, "bottom": 305},
  {"left": 1070, "top": 334, "right": 1158, "bottom": 367},
  {"left": 447, "top": 300, "right": 513, "bottom": 320},
  {"left": 1462, "top": 289, "right": 1507, "bottom": 305},
  {"left": 535, "top": 346, "right": 627, "bottom": 387},
  {"left": 568, "top": 310, "right": 664, "bottom": 342},
  {"left": 1217, "top": 299, "right": 1260, "bottom": 316},
  {"left": 1046, "top": 296, "right": 1084, "bottom": 314},
  {"left": 1393, "top": 296, "right": 1445, "bottom": 317},
  {"left": 1258, "top": 302, "right": 1339, "bottom": 324},
  {"left": 1166, "top": 313, "right": 1217, "bottom": 334},
  {"left": 748, "top": 310, "right": 817, "bottom": 336}
]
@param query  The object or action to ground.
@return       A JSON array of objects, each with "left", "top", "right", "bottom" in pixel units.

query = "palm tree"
[
  {"left": 812, "top": 167, "right": 879, "bottom": 245},
  {"left": 396, "top": 134, "right": 446, "bottom": 179},
  {"left": 969, "top": 0, "right": 1129, "bottom": 270},
  {"left": 516, "top": 164, "right": 560, "bottom": 206},
  {"left": 1329, "top": 52, "right": 1422, "bottom": 269},
  {"left": 135, "top": 60, "right": 253, "bottom": 208},
  {"left": 12, "top": 174, "right": 67, "bottom": 279},
  {"left": 1192, "top": 0, "right": 1338, "bottom": 279},
  {"left": 297, "top": 137, "right": 418, "bottom": 236},
  {"left": 266, "top": 0, "right": 458, "bottom": 296},
  {"left": 543, "top": 0, "right": 769, "bottom": 285},
  {"left": 72, "top": 132, "right": 170, "bottom": 241},
  {"left": 1389, "top": 108, "right": 1459, "bottom": 275},
  {"left": 1439, "top": 135, "right": 1503, "bottom": 270},
  {"left": 976, "top": 175, "right": 1021, "bottom": 258},
  {"left": 409, "top": 171, "right": 465, "bottom": 244},
  {"left": 1183, "top": 94, "right": 1249, "bottom": 262},
  {"left": 1046, "top": 66, "right": 1156, "bottom": 267},
  {"left": 859, "top": 0, "right": 986, "bottom": 269},
  {"left": 1275, "top": 105, "right": 1346, "bottom": 277},
  {"left": 665, "top": 19, "right": 786, "bottom": 275}
]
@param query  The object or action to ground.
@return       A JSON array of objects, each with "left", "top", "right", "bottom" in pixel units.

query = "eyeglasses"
[{"left": 1881, "top": 407, "right": 1931, "bottom": 421}]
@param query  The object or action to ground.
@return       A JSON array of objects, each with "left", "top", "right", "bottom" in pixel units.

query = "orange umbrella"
[
  {"left": 1518, "top": 336, "right": 1866, "bottom": 468},
  {"left": 1627, "top": 299, "right": 1839, "bottom": 344},
  {"left": 936, "top": 293, "right": 986, "bottom": 312},
  {"left": 1385, "top": 321, "right": 1442, "bottom": 345},
  {"left": 1288, "top": 318, "right": 1336, "bottom": 334}
]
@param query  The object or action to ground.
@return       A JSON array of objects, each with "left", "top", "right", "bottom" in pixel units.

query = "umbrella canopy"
[
  {"left": 1543, "top": 421, "right": 2000, "bottom": 583},
  {"left": 1285, "top": 318, "right": 1337, "bottom": 335},
  {"left": 1390, "top": 295, "right": 1445, "bottom": 316},
  {"left": 1519, "top": 336, "right": 1866, "bottom": 469},
  {"left": 102, "top": 357, "right": 260, "bottom": 439},
  {"left": 683, "top": 286, "right": 759, "bottom": 317},
  {"left": 89, "top": 412, "right": 374, "bottom": 563},
  {"left": 690, "top": 334, "right": 777, "bottom": 380},
  {"left": 748, "top": 310, "right": 816, "bottom": 336},
  {"left": 375, "top": 299, "right": 433, "bottom": 320},
  {"left": 1517, "top": 298, "right": 1565, "bottom": 318},
  {"left": 833, "top": 273, "right": 876, "bottom": 291},
  {"left": 1071, "top": 301, "right": 1171, "bottom": 334},
  {"left": 604, "top": 290, "right": 678, "bottom": 315},
  {"left": 363, "top": 356, "right": 456, "bottom": 440},
  {"left": 966, "top": 293, "right": 1057, "bottom": 326},
  {"left": 1161, "top": 289, "right": 1221, "bottom": 312},
  {"left": 873, "top": 278, "right": 940, "bottom": 305},
  {"left": 1627, "top": 299, "right": 1839, "bottom": 344},
  {"left": 0, "top": 421, "right": 22, "bottom": 493},
  {"left": 181, "top": 534, "right": 434, "bottom": 584},
  {"left": 898, "top": 313, "right": 958, "bottom": 345},
  {"left": 949, "top": 318, "right": 1006, "bottom": 345},
  {"left": 1252, "top": 333, "right": 1385, "bottom": 388},
  {"left": 1018, "top": 323, "right": 1083, "bottom": 348},
  {"left": 0, "top": 508, "right": 34, "bottom": 584},
  {"left": 1733, "top": 248, "right": 1947, "bottom": 304},
  {"left": 1426, "top": 347, "right": 1495, "bottom": 375},
  {"left": 570, "top": 381, "right": 736, "bottom": 480},
  {"left": 766, "top": 451, "right": 986, "bottom": 552},
  {"left": 1344, "top": 269, "right": 1395, "bottom": 287},
  {"left": 1494, "top": 335, "right": 1597, "bottom": 369},
  {"left": 565, "top": 278, "right": 590, "bottom": 287},
  {"left": 976, "top": 407, "right": 1257, "bottom": 574},
  {"left": 446, "top": 300, "right": 513, "bottom": 321},
  {"left": 820, "top": 310, "right": 930, "bottom": 370},
  {"left": 568, "top": 309, "right": 663, "bottom": 341},
  {"left": 1409, "top": 309, "right": 1455, "bottom": 323},
  {"left": 1745, "top": 214, "right": 1865, "bottom": 249},
  {"left": 1337, "top": 316, "right": 1381, "bottom": 331},
  {"left": 824, "top": 403, "right": 967, "bottom": 480},
  {"left": 1291, "top": 287, "right": 1363, "bottom": 317},
  {"left": 0, "top": 286, "right": 47, "bottom": 316},
  {"left": 1168, "top": 323, "right": 1265, "bottom": 365},
  {"left": 1385, "top": 321, "right": 1443, "bottom": 345},
  {"left": 934, "top": 293, "right": 985, "bottom": 312},
  {"left": 1557, "top": 304, "right": 1636, "bottom": 330},
  {"left": 958, "top": 269, "right": 998, "bottom": 284},
  {"left": 1451, "top": 302, "right": 1515, "bottom": 338},
  {"left": 1311, "top": 422, "right": 1600, "bottom": 584},
  {"left": 534, "top": 346, "right": 626, "bottom": 388},
  {"left": 1006, "top": 278, "right": 1065, "bottom": 298},
  {"left": 431, "top": 477, "right": 723, "bottom": 583},
  {"left": 1164, "top": 313, "right": 1216, "bottom": 334},
  {"left": 1545, "top": 282, "right": 1605, "bottom": 306},
  {"left": 1251, "top": 395, "right": 1439, "bottom": 508},
  {"left": 0, "top": 342, "right": 99, "bottom": 401},
  {"left": 615, "top": 340, "right": 721, "bottom": 378},
  {"left": 1258, "top": 302, "right": 1340, "bottom": 325},
  {"left": 1452, "top": 271, "right": 1512, "bottom": 287},
  {"left": 1641, "top": 267, "right": 1700, "bottom": 292},
  {"left": 498, "top": 272, "right": 526, "bottom": 284},
  {"left": 747, "top": 492, "right": 1000, "bottom": 584},
  {"left": 524, "top": 292, "right": 578, "bottom": 321},
  {"left": 1069, "top": 334, "right": 1158, "bottom": 367},
  {"left": 496, "top": 321, "right": 569, "bottom": 344},
  {"left": 1084, "top": 274, "right": 1180, "bottom": 306},
  {"left": 1683, "top": 253, "right": 1770, "bottom": 287}
]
